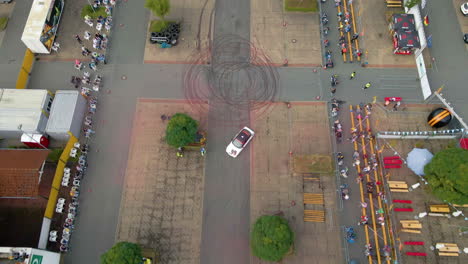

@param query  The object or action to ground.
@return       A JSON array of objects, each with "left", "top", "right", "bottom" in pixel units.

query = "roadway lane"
[
  {"left": 424, "top": 1, "right": 468, "bottom": 119},
  {"left": 200, "top": 0, "right": 252, "bottom": 263}
]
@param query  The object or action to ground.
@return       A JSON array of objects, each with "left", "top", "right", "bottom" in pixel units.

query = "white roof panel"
[
  {"left": 46, "top": 90, "right": 79, "bottom": 133},
  {"left": 0, "top": 89, "right": 49, "bottom": 109},
  {"left": 22, "top": 0, "right": 53, "bottom": 40}
]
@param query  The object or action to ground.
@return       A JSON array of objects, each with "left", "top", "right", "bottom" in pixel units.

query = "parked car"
[
  {"left": 226, "top": 127, "right": 255, "bottom": 158},
  {"left": 464, "top": 33, "right": 468, "bottom": 44},
  {"left": 0, "top": 0, "right": 13, "bottom": 4},
  {"left": 461, "top": 2, "right": 468, "bottom": 16}
]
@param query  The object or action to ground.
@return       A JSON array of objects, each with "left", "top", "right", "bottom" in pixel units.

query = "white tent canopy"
[{"left": 407, "top": 148, "right": 433, "bottom": 176}]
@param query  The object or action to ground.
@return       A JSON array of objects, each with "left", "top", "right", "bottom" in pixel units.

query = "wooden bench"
[
  {"left": 400, "top": 220, "right": 422, "bottom": 229},
  {"left": 303, "top": 193, "right": 324, "bottom": 205},
  {"left": 438, "top": 252, "right": 459, "bottom": 256},
  {"left": 391, "top": 188, "right": 409, "bottom": 192},
  {"left": 303, "top": 177, "right": 320, "bottom": 181},
  {"left": 388, "top": 181, "right": 406, "bottom": 184},
  {"left": 304, "top": 210, "right": 325, "bottom": 223},
  {"left": 389, "top": 183, "right": 408, "bottom": 189},
  {"left": 402, "top": 223, "right": 422, "bottom": 229},
  {"left": 386, "top": 0, "right": 402, "bottom": 4},
  {"left": 430, "top": 205, "right": 450, "bottom": 213},
  {"left": 387, "top": 4, "right": 403, "bottom": 8},
  {"left": 401, "top": 229, "right": 421, "bottom": 234}
]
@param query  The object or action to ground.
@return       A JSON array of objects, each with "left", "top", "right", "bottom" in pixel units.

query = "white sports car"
[{"left": 226, "top": 127, "right": 255, "bottom": 158}]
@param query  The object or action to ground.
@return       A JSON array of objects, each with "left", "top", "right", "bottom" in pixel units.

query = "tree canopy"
[
  {"left": 424, "top": 147, "right": 468, "bottom": 204},
  {"left": 100, "top": 241, "right": 142, "bottom": 264},
  {"left": 165, "top": 113, "right": 199, "bottom": 148},
  {"left": 145, "top": 0, "right": 170, "bottom": 20},
  {"left": 251, "top": 215, "right": 294, "bottom": 262}
]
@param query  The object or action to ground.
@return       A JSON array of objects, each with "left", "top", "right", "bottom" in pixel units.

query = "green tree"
[
  {"left": 424, "top": 147, "right": 468, "bottom": 204},
  {"left": 405, "top": 0, "right": 421, "bottom": 8},
  {"left": 101, "top": 241, "right": 142, "bottom": 264},
  {"left": 251, "top": 215, "right": 294, "bottom": 262},
  {"left": 145, "top": 0, "right": 171, "bottom": 21},
  {"left": 165, "top": 113, "right": 199, "bottom": 148}
]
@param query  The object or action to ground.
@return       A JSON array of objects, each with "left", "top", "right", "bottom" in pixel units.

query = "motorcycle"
[
  {"left": 345, "top": 226, "right": 356, "bottom": 243},
  {"left": 331, "top": 100, "right": 339, "bottom": 117},
  {"left": 337, "top": 152, "right": 344, "bottom": 166},
  {"left": 333, "top": 120, "right": 342, "bottom": 132},
  {"left": 322, "top": 17, "right": 329, "bottom": 25},
  {"left": 324, "top": 39, "right": 330, "bottom": 47},
  {"left": 340, "top": 167, "right": 348, "bottom": 178},
  {"left": 331, "top": 74, "right": 338, "bottom": 86},
  {"left": 331, "top": 107, "right": 338, "bottom": 117},
  {"left": 323, "top": 27, "right": 329, "bottom": 36},
  {"left": 340, "top": 184, "right": 349, "bottom": 200}
]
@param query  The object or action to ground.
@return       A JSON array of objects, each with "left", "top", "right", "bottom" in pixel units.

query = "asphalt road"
[
  {"left": 424, "top": 0, "right": 468, "bottom": 120},
  {"left": 199, "top": 0, "right": 252, "bottom": 263}
]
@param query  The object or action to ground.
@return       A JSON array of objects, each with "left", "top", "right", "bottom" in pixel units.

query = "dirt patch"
[
  {"left": 293, "top": 154, "right": 333, "bottom": 174},
  {"left": 284, "top": 0, "right": 318, "bottom": 12}
]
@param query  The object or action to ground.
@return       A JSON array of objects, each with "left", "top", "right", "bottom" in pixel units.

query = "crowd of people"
[{"left": 49, "top": 0, "right": 118, "bottom": 253}]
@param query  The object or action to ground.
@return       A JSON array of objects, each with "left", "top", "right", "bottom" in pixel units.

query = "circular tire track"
[{"left": 183, "top": 35, "right": 281, "bottom": 125}]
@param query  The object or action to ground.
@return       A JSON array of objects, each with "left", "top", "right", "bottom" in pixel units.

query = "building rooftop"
[{"left": 0, "top": 149, "right": 50, "bottom": 197}]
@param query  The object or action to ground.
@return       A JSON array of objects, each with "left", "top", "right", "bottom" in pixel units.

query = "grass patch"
[
  {"left": 293, "top": 154, "right": 333, "bottom": 174},
  {"left": 81, "top": 5, "right": 108, "bottom": 19},
  {"left": 285, "top": 0, "right": 318, "bottom": 12},
  {"left": 0, "top": 16, "right": 9, "bottom": 31},
  {"left": 149, "top": 20, "right": 177, "bottom": 33},
  {"left": 47, "top": 148, "right": 64, "bottom": 163},
  {"left": 150, "top": 20, "right": 169, "bottom": 33}
]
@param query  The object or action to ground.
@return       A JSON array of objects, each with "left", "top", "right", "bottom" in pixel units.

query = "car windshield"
[
  {"left": 232, "top": 130, "right": 251, "bottom": 148},
  {"left": 465, "top": 3, "right": 468, "bottom": 8}
]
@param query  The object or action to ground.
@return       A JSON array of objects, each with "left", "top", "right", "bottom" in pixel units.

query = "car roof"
[{"left": 235, "top": 129, "right": 251, "bottom": 143}]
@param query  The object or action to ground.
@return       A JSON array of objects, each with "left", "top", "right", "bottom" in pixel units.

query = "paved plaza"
[
  {"left": 116, "top": 99, "right": 206, "bottom": 264},
  {"left": 250, "top": 102, "right": 342, "bottom": 264},
  {"left": 251, "top": 0, "right": 322, "bottom": 66}
]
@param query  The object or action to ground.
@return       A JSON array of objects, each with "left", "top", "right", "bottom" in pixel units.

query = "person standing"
[
  {"left": 75, "top": 35, "right": 83, "bottom": 45},
  {"left": 51, "top": 42, "right": 60, "bottom": 52},
  {"left": 350, "top": 71, "right": 356, "bottom": 79},
  {"left": 363, "top": 82, "right": 371, "bottom": 90},
  {"left": 84, "top": 31, "right": 91, "bottom": 40}
]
